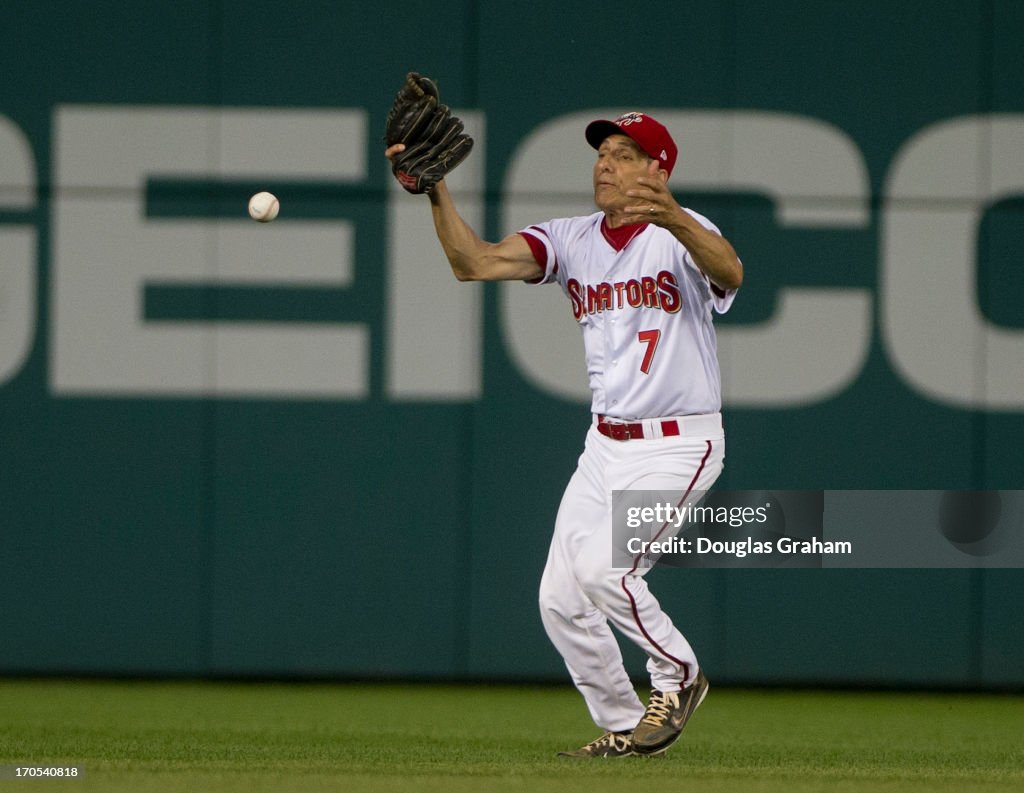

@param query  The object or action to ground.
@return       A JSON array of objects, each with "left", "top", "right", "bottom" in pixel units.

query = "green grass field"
[{"left": 1, "top": 680, "right": 1021, "bottom": 792}]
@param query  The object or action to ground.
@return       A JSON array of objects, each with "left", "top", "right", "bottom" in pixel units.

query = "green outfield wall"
[{"left": 1, "top": 1, "right": 1022, "bottom": 687}]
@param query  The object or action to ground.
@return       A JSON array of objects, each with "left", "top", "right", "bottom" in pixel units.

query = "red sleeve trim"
[
  {"left": 519, "top": 227, "right": 557, "bottom": 284},
  {"left": 518, "top": 231, "right": 547, "bottom": 267}
]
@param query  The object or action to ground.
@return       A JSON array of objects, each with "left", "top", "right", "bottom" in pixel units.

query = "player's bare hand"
[
  {"left": 623, "top": 159, "right": 676, "bottom": 225},
  {"left": 385, "top": 143, "right": 406, "bottom": 161}
]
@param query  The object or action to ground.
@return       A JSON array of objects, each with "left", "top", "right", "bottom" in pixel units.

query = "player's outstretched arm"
[
  {"left": 427, "top": 181, "right": 541, "bottom": 282},
  {"left": 386, "top": 144, "right": 541, "bottom": 283}
]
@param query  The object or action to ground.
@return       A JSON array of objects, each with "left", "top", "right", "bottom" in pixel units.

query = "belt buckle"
[
  {"left": 601, "top": 421, "right": 623, "bottom": 441},
  {"left": 599, "top": 417, "right": 642, "bottom": 441},
  {"left": 618, "top": 422, "right": 641, "bottom": 441}
]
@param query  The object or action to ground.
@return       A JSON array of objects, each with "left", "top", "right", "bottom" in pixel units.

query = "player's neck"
[
  {"left": 603, "top": 209, "right": 634, "bottom": 229},
  {"left": 600, "top": 215, "right": 648, "bottom": 252}
]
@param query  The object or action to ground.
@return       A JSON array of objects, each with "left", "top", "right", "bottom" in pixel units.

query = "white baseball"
[{"left": 248, "top": 191, "right": 280, "bottom": 222}]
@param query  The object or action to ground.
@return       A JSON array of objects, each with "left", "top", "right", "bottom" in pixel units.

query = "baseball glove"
[{"left": 385, "top": 72, "right": 473, "bottom": 195}]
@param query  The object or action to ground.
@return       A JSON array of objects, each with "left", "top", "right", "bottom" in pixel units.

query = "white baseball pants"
[{"left": 538, "top": 416, "right": 725, "bottom": 733}]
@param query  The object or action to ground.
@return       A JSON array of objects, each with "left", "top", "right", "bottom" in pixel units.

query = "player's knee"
[
  {"left": 538, "top": 571, "right": 561, "bottom": 615},
  {"left": 538, "top": 568, "right": 587, "bottom": 623}
]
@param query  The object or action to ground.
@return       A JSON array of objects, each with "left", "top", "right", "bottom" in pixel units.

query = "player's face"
[{"left": 593, "top": 135, "right": 654, "bottom": 211}]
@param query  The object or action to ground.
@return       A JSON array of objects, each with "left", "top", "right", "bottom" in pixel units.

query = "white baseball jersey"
[{"left": 519, "top": 209, "right": 736, "bottom": 420}]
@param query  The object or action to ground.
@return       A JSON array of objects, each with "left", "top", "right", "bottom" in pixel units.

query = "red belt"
[{"left": 596, "top": 416, "right": 680, "bottom": 441}]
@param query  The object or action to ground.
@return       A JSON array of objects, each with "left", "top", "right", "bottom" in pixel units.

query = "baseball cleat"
[
  {"left": 557, "top": 730, "right": 635, "bottom": 758},
  {"left": 632, "top": 669, "right": 709, "bottom": 756}
]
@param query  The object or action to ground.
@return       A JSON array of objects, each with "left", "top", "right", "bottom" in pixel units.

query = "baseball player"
[{"left": 385, "top": 78, "right": 742, "bottom": 758}]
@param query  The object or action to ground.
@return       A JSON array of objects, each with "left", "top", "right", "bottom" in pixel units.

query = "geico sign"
[{"left": 0, "top": 106, "right": 1021, "bottom": 408}]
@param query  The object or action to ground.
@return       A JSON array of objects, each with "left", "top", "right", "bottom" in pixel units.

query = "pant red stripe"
[{"left": 620, "top": 439, "right": 713, "bottom": 681}]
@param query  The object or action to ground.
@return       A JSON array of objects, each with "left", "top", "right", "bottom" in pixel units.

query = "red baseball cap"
[{"left": 585, "top": 112, "right": 678, "bottom": 176}]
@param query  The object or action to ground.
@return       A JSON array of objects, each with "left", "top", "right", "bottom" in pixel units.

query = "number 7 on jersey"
[{"left": 637, "top": 329, "right": 661, "bottom": 375}]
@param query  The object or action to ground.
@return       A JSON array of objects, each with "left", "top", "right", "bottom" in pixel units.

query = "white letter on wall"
[
  {"left": 386, "top": 112, "right": 484, "bottom": 400},
  {"left": 882, "top": 115, "right": 1024, "bottom": 410},
  {"left": 0, "top": 116, "right": 36, "bottom": 386},
  {"left": 51, "top": 106, "right": 369, "bottom": 398}
]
